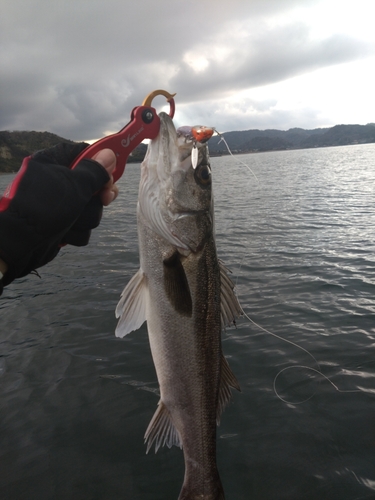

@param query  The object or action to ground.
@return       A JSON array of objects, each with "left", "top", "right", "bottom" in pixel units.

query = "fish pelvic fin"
[
  {"left": 217, "top": 354, "right": 241, "bottom": 425},
  {"left": 115, "top": 268, "right": 147, "bottom": 338},
  {"left": 219, "top": 260, "right": 243, "bottom": 329},
  {"left": 144, "top": 400, "right": 182, "bottom": 454}
]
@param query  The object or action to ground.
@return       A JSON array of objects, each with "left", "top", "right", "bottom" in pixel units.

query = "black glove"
[{"left": 0, "top": 142, "right": 111, "bottom": 290}]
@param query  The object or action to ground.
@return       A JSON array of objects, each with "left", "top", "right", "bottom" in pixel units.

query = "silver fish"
[{"left": 115, "top": 112, "right": 242, "bottom": 500}]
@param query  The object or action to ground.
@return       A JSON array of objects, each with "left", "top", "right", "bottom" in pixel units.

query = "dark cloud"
[
  {"left": 1, "top": 0, "right": 373, "bottom": 140},
  {"left": 170, "top": 29, "right": 370, "bottom": 102}
]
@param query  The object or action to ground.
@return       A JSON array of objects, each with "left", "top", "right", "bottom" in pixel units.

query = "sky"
[{"left": 1, "top": 0, "right": 374, "bottom": 142}]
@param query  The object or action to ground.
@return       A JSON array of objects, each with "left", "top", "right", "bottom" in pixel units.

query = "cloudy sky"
[{"left": 1, "top": 0, "right": 374, "bottom": 142}]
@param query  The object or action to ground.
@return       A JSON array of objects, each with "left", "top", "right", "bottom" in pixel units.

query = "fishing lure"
[{"left": 177, "top": 125, "right": 215, "bottom": 169}]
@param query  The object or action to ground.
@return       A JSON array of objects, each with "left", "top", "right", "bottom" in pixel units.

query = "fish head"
[{"left": 139, "top": 112, "right": 213, "bottom": 253}]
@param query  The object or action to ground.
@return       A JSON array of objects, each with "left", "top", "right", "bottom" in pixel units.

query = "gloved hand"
[{"left": 0, "top": 143, "right": 118, "bottom": 292}]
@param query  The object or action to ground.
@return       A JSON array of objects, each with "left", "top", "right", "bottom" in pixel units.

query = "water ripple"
[{"left": 1, "top": 145, "right": 375, "bottom": 499}]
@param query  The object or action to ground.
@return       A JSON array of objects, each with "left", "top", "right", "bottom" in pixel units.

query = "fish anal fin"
[
  {"left": 217, "top": 354, "right": 240, "bottom": 424},
  {"left": 115, "top": 269, "right": 147, "bottom": 338},
  {"left": 163, "top": 252, "right": 192, "bottom": 316},
  {"left": 144, "top": 401, "right": 182, "bottom": 453}
]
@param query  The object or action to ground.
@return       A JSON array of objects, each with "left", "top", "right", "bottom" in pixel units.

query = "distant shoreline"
[{"left": 1, "top": 139, "right": 374, "bottom": 174}]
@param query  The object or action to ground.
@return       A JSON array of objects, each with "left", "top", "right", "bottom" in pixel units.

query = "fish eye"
[{"left": 194, "top": 163, "right": 211, "bottom": 186}]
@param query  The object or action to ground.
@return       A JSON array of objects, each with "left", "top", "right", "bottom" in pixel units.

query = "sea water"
[{"left": 0, "top": 143, "right": 374, "bottom": 499}]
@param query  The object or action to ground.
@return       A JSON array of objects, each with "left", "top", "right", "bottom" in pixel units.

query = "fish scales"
[
  {"left": 115, "top": 112, "right": 242, "bottom": 499},
  {"left": 142, "top": 222, "right": 223, "bottom": 497}
]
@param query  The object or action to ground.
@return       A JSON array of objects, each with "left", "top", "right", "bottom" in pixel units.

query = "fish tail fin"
[
  {"left": 178, "top": 470, "right": 225, "bottom": 499},
  {"left": 144, "top": 401, "right": 182, "bottom": 453}
]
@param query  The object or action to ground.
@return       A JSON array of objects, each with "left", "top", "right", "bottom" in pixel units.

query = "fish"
[{"left": 115, "top": 112, "right": 242, "bottom": 499}]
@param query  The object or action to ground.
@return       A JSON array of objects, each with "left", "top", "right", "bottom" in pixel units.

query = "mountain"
[
  {"left": 0, "top": 131, "right": 76, "bottom": 173},
  {"left": 1, "top": 124, "right": 375, "bottom": 173},
  {"left": 208, "top": 123, "right": 375, "bottom": 154},
  {"left": 0, "top": 131, "right": 147, "bottom": 173}
]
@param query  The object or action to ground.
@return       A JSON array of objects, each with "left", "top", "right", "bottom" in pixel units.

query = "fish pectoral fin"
[
  {"left": 217, "top": 354, "right": 241, "bottom": 424},
  {"left": 144, "top": 401, "right": 182, "bottom": 454},
  {"left": 163, "top": 252, "right": 193, "bottom": 316},
  {"left": 219, "top": 259, "right": 243, "bottom": 329},
  {"left": 115, "top": 268, "right": 147, "bottom": 338}
]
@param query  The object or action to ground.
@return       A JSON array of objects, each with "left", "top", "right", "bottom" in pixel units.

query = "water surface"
[{"left": 1, "top": 143, "right": 375, "bottom": 499}]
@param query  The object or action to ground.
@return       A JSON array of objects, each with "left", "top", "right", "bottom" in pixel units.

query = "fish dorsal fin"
[
  {"left": 217, "top": 354, "right": 241, "bottom": 424},
  {"left": 144, "top": 401, "right": 182, "bottom": 453},
  {"left": 219, "top": 259, "right": 243, "bottom": 329},
  {"left": 115, "top": 269, "right": 147, "bottom": 338},
  {"left": 163, "top": 252, "right": 193, "bottom": 316}
]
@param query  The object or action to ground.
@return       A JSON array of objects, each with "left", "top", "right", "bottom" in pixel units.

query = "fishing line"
[
  {"left": 235, "top": 294, "right": 363, "bottom": 404},
  {"left": 213, "top": 131, "right": 259, "bottom": 182},
  {"left": 212, "top": 133, "right": 364, "bottom": 403}
]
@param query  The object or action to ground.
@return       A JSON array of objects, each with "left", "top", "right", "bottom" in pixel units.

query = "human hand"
[
  {"left": 91, "top": 149, "right": 119, "bottom": 206},
  {"left": 0, "top": 143, "right": 119, "bottom": 290}
]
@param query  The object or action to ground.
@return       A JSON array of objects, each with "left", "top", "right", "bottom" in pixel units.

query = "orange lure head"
[
  {"left": 177, "top": 125, "right": 215, "bottom": 144},
  {"left": 191, "top": 125, "right": 215, "bottom": 143}
]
